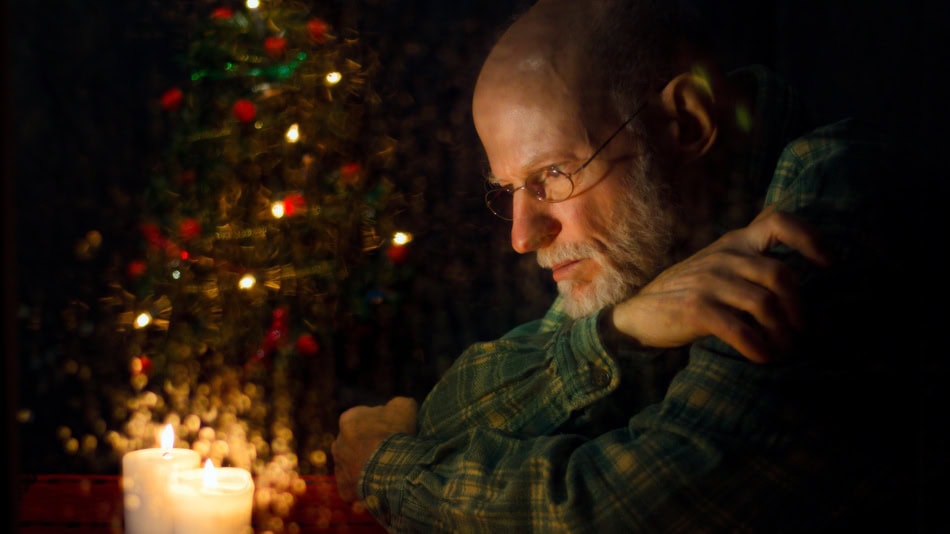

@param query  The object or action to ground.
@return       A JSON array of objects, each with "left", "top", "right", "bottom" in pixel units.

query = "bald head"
[
  {"left": 474, "top": 0, "right": 701, "bottom": 141},
  {"left": 473, "top": 1, "right": 608, "bottom": 137},
  {"left": 473, "top": 1, "right": 623, "bottom": 181}
]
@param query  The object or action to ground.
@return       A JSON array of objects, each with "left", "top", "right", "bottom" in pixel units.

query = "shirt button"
[{"left": 591, "top": 368, "right": 610, "bottom": 388}]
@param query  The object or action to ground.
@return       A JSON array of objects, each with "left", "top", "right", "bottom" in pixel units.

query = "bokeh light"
[
  {"left": 285, "top": 123, "right": 300, "bottom": 143},
  {"left": 133, "top": 312, "right": 152, "bottom": 328},
  {"left": 238, "top": 274, "right": 257, "bottom": 290}
]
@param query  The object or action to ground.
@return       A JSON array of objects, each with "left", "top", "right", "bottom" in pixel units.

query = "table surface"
[{"left": 16, "top": 474, "right": 387, "bottom": 533}]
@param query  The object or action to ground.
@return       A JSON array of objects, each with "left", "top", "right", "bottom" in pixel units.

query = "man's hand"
[
  {"left": 610, "top": 206, "right": 830, "bottom": 363},
  {"left": 331, "top": 396, "right": 418, "bottom": 502}
]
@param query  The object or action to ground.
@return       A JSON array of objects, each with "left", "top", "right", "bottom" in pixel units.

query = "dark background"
[{"left": 4, "top": 0, "right": 948, "bottom": 528}]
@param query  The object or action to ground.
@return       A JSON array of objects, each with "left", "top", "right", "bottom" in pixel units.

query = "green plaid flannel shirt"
[{"left": 358, "top": 67, "right": 917, "bottom": 532}]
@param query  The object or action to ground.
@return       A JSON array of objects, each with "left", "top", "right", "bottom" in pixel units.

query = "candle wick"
[{"left": 161, "top": 451, "right": 172, "bottom": 460}]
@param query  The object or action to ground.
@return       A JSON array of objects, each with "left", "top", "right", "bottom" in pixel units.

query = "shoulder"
[{"left": 767, "top": 118, "right": 895, "bottom": 213}]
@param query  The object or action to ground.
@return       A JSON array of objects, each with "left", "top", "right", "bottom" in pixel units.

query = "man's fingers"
[
  {"left": 386, "top": 396, "right": 419, "bottom": 413},
  {"left": 745, "top": 207, "right": 830, "bottom": 267},
  {"left": 712, "top": 251, "right": 803, "bottom": 333},
  {"left": 338, "top": 405, "right": 368, "bottom": 426},
  {"left": 750, "top": 202, "right": 779, "bottom": 223},
  {"left": 699, "top": 301, "right": 772, "bottom": 363},
  {"left": 385, "top": 397, "right": 419, "bottom": 433},
  {"left": 687, "top": 271, "right": 798, "bottom": 363}
]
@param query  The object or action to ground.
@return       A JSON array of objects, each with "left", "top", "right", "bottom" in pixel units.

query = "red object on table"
[{"left": 16, "top": 474, "right": 387, "bottom": 533}]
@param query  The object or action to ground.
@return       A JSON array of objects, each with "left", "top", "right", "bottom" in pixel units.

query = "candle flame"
[
  {"left": 160, "top": 424, "right": 174, "bottom": 449},
  {"left": 202, "top": 459, "right": 218, "bottom": 489}
]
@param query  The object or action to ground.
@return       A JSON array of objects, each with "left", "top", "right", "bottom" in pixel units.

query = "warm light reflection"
[
  {"left": 160, "top": 424, "right": 175, "bottom": 449},
  {"left": 246, "top": 0, "right": 260, "bottom": 9},
  {"left": 203, "top": 458, "right": 219, "bottom": 489},
  {"left": 134, "top": 312, "right": 152, "bottom": 329},
  {"left": 325, "top": 72, "right": 342, "bottom": 85},
  {"left": 392, "top": 231, "right": 413, "bottom": 245},
  {"left": 271, "top": 201, "right": 286, "bottom": 219},
  {"left": 238, "top": 274, "right": 257, "bottom": 290},
  {"left": 285, "top": 123, "right": 300, "bottom": 143}
]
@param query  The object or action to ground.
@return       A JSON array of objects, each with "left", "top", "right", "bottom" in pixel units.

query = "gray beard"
[{"left": 540, "top": 149, "right": 675, "bottom": 319}]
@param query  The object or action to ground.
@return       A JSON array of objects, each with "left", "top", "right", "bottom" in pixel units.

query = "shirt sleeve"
[
  {"left": 415, "top": 299, "right": 678, "bottom": 440},
  {"left": 360, "top": 349, "right": 862, "bottom": 533}
]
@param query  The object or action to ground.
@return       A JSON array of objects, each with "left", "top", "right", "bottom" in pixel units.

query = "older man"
[{"left": 332, "top": 0, "right": 924, "bottom": 531}]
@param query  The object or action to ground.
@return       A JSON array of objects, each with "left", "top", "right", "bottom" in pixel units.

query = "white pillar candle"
[
  {"left": 169, "top": 459, "right": 255, "bottom": 534},
  {"left": 122, "top": 424, "right": 202, "bottom": 534}
]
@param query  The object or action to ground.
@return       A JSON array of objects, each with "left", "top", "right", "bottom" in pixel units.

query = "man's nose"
[{"left": 510, "top": 194, "right": 560, "bottom": 254}]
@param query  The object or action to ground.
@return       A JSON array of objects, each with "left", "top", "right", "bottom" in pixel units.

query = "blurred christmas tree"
[{"left": 63, "top": 0, "right": 409, "bottom": 498}]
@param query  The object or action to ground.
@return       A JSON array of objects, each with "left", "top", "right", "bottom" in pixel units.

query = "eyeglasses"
[{"left": 484, "top": 102, "right": 647, "bottom": 221}]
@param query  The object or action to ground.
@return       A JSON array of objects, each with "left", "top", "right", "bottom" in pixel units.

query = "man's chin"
[
  {"left": 558, "top": 270, "right": 631, "bottom": 319},
  {"left": 558, "top": 280, "right": 606, "bottom": 319}
]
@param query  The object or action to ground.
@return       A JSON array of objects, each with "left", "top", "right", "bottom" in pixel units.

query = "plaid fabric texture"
[{"left": 358, "top": 67, "right": 912, "bottom": 532}]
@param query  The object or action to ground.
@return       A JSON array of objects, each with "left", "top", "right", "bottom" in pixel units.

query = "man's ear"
[{"left": 653, "top": 71, "right": 718, "bottom": 162}]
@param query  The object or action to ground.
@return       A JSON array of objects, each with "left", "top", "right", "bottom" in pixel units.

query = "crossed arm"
[{"left": 332, "top": 206, "right": 829, "bottom": 507}]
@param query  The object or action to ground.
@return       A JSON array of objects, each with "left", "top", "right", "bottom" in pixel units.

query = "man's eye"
[{"left": 540, "top": 165, "right": 566, "bottom": 182}]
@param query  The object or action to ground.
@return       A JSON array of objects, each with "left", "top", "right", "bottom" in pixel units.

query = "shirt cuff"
[
  {"left": 554, "top": 312, "right": 620, "bottom": 407},
  {"left": 359, "top": 432, "right": 429, "bottom": 530}
]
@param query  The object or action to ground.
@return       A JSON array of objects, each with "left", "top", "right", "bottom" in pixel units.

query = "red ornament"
[
  {"left": 232, "top": 99, "right": 256, "bottom": 123},
  {"left": 296, "top": 334, "right": 320, "bottom": 357},
  {"left": 283, "top": 193, "right": 306, "bottom": 216},
  {"left": 386, "top": 244, "right": 409, "bottom": 264},
  {"left": 262, "top": 328, "right": 284, "bottom": 352},
  {"left": 307, "top": 19, "right": 329, "bottom": 43},
  {"left": 140, "top": 223, "right": 166, "bottom": 247},
  {"left": 178, "top": 218, "right": 201, "bottom": 241},
  {"left": 160, "top": 87, "right": 184, "bottom": 111},
  {"left": 210, "top": 7, "right": 233, "bottom": 20},
  {"left": 340, "top": 162, "right": 362, "bottom": 186},
  {"left": 127, "top": 260, "right": 147, "bottom": 279},
  {"left": 264, "top": 36, "right": 287, "bottom": 59},
  {"left": 271, "top": 307, "right": 289, "bottom": 328},
  {"left": 179, "top": 218, "right": 201, "bottom": 241},
  {"left": 163, "top": 241, "right": 181, "bottom": 259}
]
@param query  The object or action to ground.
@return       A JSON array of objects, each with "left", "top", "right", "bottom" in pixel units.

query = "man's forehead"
[
  {"left": 474, "top": 0, "right": 609, "bottom": 119},
  {"left": 490, "top": 4, "right": 591, "bottom": 67}
]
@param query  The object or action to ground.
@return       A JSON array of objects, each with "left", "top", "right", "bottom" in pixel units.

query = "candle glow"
[
  {"left": 203, "top": 459, "right": 218, "bottom": 489},
  {"left": 122, "top": 424, "right": 201, "bottom": 534},
  {"left": 170, "top": 462, "right": 255, "bottom": 533},
  {"left": 160, "top": 424, "right": 174, "bottom": 449}
]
